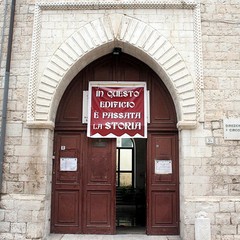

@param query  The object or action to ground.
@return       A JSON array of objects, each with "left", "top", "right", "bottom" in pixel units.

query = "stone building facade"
[{"left": 0, "top": 0, "right": 239, "bottom": 239}]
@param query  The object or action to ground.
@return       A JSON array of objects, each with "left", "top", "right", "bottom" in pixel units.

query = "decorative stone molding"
[
  {"left": 27, "top": 4, "right": 41, "bottom": 123},
  {"left": 37, "top": 0, "right": 197, "bottom": 10},
  {"left": 27, "top": 1, "right": 202, "bottom": 129},
  {"left": 193, "top": 3, "right": 204, "bottom": 121},
  {"left": 177, "top": 120, "right": 198, "bottom": 130},
  {"left": 26, "top": 121, "right": 55, "bottom": 131},
  {"left": 186, "top": 196, "right": 240, "bottom": 202}
]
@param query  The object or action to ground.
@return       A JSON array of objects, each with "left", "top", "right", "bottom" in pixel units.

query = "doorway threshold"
[
  {"left": 48, "top": 234, "right": 181, "bottom": 240},
  {"left": 116, "top": 226, "right": 146, "bottom": 234}
]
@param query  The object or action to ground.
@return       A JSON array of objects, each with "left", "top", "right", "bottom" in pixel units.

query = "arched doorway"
[{"left": 50, "top": 52, "right": 179, "bottom": 235}]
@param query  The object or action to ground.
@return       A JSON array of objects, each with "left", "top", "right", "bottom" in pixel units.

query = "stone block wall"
[
  {"left": 0, "top": 127, "right": 53, "bottom": 240},
  {"left": 180, "top": 1, "right": 240, "bottom": 239},
  {"left": 0, "top": 0, "right": 239, "bottom": 239},
  {"left": 183, "top": 197, "right": 240, "bottom": 239}
]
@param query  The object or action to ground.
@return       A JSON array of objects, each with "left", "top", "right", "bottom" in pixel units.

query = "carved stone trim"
[
  {"left": 193, "top": 3, "right": 204, "bottom": 120},
  {"left": 26, "top": 121, "right": 55, "bottom": 130},
  {"left": 177, "top": 120, "right": 198, "bottom": 130},
  {"left": 27, "top": 1, "right": 202, "bottom": 130},
  {"left": 37, "top": 1, "right": 197, "bottom": 10},
  {"left": 27, "top": 5, "right": 41, "bottom": 121}
]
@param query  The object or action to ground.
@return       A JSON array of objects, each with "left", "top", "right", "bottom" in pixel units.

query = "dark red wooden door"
[
  {"left": 51, "top": 133, "right": 116, "bottom": 234},
  {"left": 51, "top": 133, "right": 83, "bottom": 233},
  {"left": 83, "top": 138, "right": 116, "bottom": 234},
  {"left": 52, "top": 53, "right": 179, "bottom": 235},
  {"left": 147, "top": 133, "right": 179, "bottom": 235}
]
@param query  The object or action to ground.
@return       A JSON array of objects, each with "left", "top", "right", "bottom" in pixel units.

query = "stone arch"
[{"left": 29, "top": 13, "right": 197, "bottom": 129}]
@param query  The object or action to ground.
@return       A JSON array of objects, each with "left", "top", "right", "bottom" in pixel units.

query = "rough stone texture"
[{"left": 0, "top": 0, "right": 240, "bottom": 240}]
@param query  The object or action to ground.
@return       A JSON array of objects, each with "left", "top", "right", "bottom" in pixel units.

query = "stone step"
[{"left": 48, "top": 234, "right": 181, "bottom": 240}]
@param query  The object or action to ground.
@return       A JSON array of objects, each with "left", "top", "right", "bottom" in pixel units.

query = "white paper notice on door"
[
  {"left": 60, "top": 158, "right": 77, "bottom": 171},
  {"left": 155, "top": 160, "right": 172, "bottom": 174}
]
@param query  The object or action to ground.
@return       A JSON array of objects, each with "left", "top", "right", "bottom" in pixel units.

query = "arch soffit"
[{"left": 29, "top": 13, "right": 198, "bottom": 130}]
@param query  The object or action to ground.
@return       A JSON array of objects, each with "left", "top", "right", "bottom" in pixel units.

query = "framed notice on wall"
[
  {"left": 60, "top": 158, "right": 77, "bottom": 171},
  {"left": 155, "top": 160, "right": 172, "bottom": 174},
  {"left": 223, "top": 118, "right": 240, "bottom": 140},
  {"left": 87, "top": 81, "right": 147, "bottom": 138}
]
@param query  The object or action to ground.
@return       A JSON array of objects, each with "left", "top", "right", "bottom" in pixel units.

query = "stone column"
[{"left": 195, "top": 211, "right": 211, "bottom": 240}]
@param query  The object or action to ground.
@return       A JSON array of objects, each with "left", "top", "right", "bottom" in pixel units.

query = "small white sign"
[
  {"left": 224, "top": 119, "right": 240, "bottom": 140},
  {"left": 60, "top": 158, "right": 77, "bottom": 171},
  {"left": 155, "top": 160, "right": 172, "bottom": 174}
]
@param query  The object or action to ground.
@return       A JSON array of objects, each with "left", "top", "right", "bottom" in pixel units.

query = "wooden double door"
[
  {"left": 51, "top": 132, "right": 179, "bottom": 235},
  {"left": 51, "top": 53, "right": 179, "bottom": 235}
]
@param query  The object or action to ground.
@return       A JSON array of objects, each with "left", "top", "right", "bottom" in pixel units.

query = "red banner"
[{"left": 87, "top": 82, "right": 147, "bottom": 138}]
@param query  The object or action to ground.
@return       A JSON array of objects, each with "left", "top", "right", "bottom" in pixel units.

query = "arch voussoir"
[{"left": 30, "top": 13, "right": 198, "bottom": 128}]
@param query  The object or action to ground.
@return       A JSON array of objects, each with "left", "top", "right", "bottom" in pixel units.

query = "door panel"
[
  {"left": 86, "top": 191, "right": 111, "bottom": 225},
  {"left": 151, "top": 191, "right": 176, "bottom": 224},
  {"left": 83, "top": 138, "right": 116, "bottom": 234},
  {"left": 55, "top": 191, "right": 79, "bottom": 224},
  {"left": 51, "top": 134, "right": 116, "bottom": 234},
  {"left": 51, "top": 133, "right": 82, "bottom": 233},
  {"left": 147, "top": 133, "right": 179, "bottom": 235}
]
